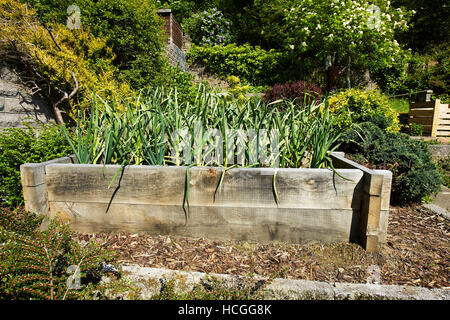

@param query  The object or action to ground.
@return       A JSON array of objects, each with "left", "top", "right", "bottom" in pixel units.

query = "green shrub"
[
  {"left": 436, "top": 157, "right": 450, "bottom": 188},
  {"left": 372, "top": 43, "right": 449, "bottom": 102},
  {"left": 153, "top": 64, "right": 205, "bottom": 105},
  {"left": 0, "top": 123, "right": 73, "bottom": 207},
  {"left": 0, "top": 206, "right": 44, "bottom": 235},
  {"left": 0, "top": 207, "right": 116, "bottom": 300},
  {"left": 340, "top": 122, "right": 442, "bottom": 204},
  {"left": 409, "top": 123, "right": 424, "bottom": 136},
  {"left": 1, "top": 0, "right": 135, "bottom": 117},
  {"left": 22, "top": 0, "right": 167, "bottom": 90},
  {"left": 187, "top": 43, "right": 286, "bottom": 86},
  {"left": 263, "top": 80, "right": 323, "bottom": 106},
  {"left": 183, "top": 8, "right": 234, "bottom": 46},
  {"left": 327, "top": 89, "right": 401, "bottom": 133}
]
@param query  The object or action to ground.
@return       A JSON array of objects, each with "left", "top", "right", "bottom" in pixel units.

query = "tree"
[
  {"left": 22, "top": 0, "right": 167, "bottom": 89},
  {"left": 156, "top": 0, "right": 220, "bottom": 23},
  {"left": 283, "top": 0, "right": 412, "bottom": 88},
  {"left": 391, "top": 0, "right": 449, "bottom": 53}
]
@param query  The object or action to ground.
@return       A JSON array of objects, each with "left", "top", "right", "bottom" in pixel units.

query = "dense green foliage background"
[
  {"left": 0, "top": 124, "right": 72, "bottom": 207},
  {"left": 339, "top": 121, "right": 442, "bottom": 204},
  {"left": 22, "top": 0, "right": 167, "bottom": 89}
]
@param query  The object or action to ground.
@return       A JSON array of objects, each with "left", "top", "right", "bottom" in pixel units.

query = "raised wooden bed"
[{"left": 20, "top": 152, "right": 392, "bottom": 252}]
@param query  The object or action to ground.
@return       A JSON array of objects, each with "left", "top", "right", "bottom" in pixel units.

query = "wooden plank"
[
  {"left": 329, "top": 153, "right": 391, "bottom": 211},
  {"left": 437, "top": 120, "right": 450, "bottom": 126},
  {"left": 380, "top": 170, "right": 392, "bottom": 211},
  {"left": 20, "top": 155, "right": 77, "bottom": 186},
  {"left": 431, "top": 100, "right": 441, "bottom": 137},
  {"left": 330, "top": 152, "right": 393, "bottom": 252},
  {"left": 48, "top": 202, "right": 360, "bottom": 244},
  {"left": 23, "top": 184, "right": 48, "bottom": 215},
  {"left": 46, "top": 164, "right": 187, "bottom": 205},
  {"left": 436, "top": 131, "right": 450, "bottom": 137},
  {"left": 407, "top": 117, "right": 433, "bottom": 126},
  {"left": 201, "top": 168, "right": 363, "bottom": 209},
  {"left": 409, "top": 101, "right": 436, "bottom": 109},
  {"left": 378, "top": 210, "right": 389, "bottom": 244},
  {"left": 409, "top": 109, "right": 434, "bottom": 117},
  {"left": 360, "top": 172, "right": 383, "bottom": 252},
  {"left": 439, "top": 105, "right": 449, "bottom": 113},
  {"left": 45, "top": 164, "right": 364, "bottom": 210}
]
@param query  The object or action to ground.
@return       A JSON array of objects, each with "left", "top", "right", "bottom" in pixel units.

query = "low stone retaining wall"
[
  {"left": 20, "top": 153, "right": 392, "bottom": 252},
  {"left": 428, "top": 144, "right": 450, "bottom": 160},
  {"left": 116, "top": 265, "right": 450, "bottom": 300}
]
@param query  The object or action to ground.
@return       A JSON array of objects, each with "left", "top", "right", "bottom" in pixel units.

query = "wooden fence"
[{"left": 408, "top": 99, "right": 450, "bottom": 137}]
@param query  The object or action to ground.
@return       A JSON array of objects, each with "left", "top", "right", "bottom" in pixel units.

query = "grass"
[{"left": 389, "top": 98, "right": 409, "bottom": 113}]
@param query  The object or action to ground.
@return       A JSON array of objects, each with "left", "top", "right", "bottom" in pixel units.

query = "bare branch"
[{"left": 52, "top": 72, "right": 79, "bottom": 125}]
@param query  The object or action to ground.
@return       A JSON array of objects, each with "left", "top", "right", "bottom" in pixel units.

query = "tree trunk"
[{"left": 346, "top": 55, "right": 351, "bottom": 89}]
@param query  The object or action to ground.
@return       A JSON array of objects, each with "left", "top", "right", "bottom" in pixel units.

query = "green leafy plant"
[
  {"left": 23, "top": 0, "right": 167, "bottom": 90},
  {"left": 225, "top": 76, "right": 250, "bottom": 101},
  {"left": 0, "top": 207, "right": 116, "bottom": 300},
  {"left": 0, "top": 123, "right": 73, "bottom": 207},
  {"left": 340, "top": 121, "right": 442, "bottom": 204},
  {"left": 183, "top": 7, "right": 234, "bottom": 46},
  {"left": 65, "top": 85, "right": 341, "bottom": 170},
  {"left": 284, "top": 0, "right": 412, "bottom": 88},
  {"left": 1, "top": 0, "right": 135, "bottom": 118},
  {"left": 187, "top": 43, "right": 285, "bottom": 86},
  {"left": 436, "top": 157, "right": 450, "bottom": 188},
  {"left": 327, "top": 89, "right": 401, "bottom": 133},
  {"left": 409, "top": 123, "right": 424, "bottom": 136}
]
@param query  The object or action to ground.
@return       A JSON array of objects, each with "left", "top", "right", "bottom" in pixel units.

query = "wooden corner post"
[
  {"left": 431, "top": 99, "right": 441, "bottom": 137},
  {"left": 360, "top": 172, "right": 384, "bottom": 252},
  {"left": 20, "top": 155, "right": 78, "bottom": 216}
]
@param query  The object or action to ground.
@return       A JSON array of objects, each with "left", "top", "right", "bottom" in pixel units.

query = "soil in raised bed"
[{"left": 73, "top": 204, "right": 449, "bottom": 288}]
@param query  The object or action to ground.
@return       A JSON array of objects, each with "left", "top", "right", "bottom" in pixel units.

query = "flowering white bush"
[
  {"left": 284, "top": 0, "right": 412, "bottom": 75},
  {"left": 183, "top": 8, "right": 234, "bottom": 46}
]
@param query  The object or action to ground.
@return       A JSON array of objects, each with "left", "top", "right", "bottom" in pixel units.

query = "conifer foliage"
[{"left": 0, "top": 207, "right": 115, "bottom": 300}]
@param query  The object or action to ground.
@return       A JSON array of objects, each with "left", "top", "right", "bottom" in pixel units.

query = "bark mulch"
[{"left": 73, "top": 204, "right": 449, "bottom": 288}]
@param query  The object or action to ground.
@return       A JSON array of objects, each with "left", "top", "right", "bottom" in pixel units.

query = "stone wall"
[
  {"left": 0, "top": 66, "right": 54, "bottom": 129},
  {"left": 165, "top": 42, "right": 187, "bottom": 71}
]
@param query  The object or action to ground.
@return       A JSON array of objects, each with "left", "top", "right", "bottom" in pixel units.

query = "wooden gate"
[{"left": 408, "top": 99, "right": 450, "bottom": 137}]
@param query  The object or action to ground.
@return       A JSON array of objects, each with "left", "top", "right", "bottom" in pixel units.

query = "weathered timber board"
[
  {"left": 48, "top": 201, "right": 360, "bottom": 243},
  {"left": 45, "top": 164, "right": 364, "bottom": 210},
  {"left": 408, "top": 117, "right": 434, "bottom": 126},
  {"left": 20, "top": 155, "right": 77, "bottom": 186}
]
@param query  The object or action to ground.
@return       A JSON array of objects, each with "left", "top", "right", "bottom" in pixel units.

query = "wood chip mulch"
[{"left": 73, "top": 204, "right": 449, "bottom": 288}]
